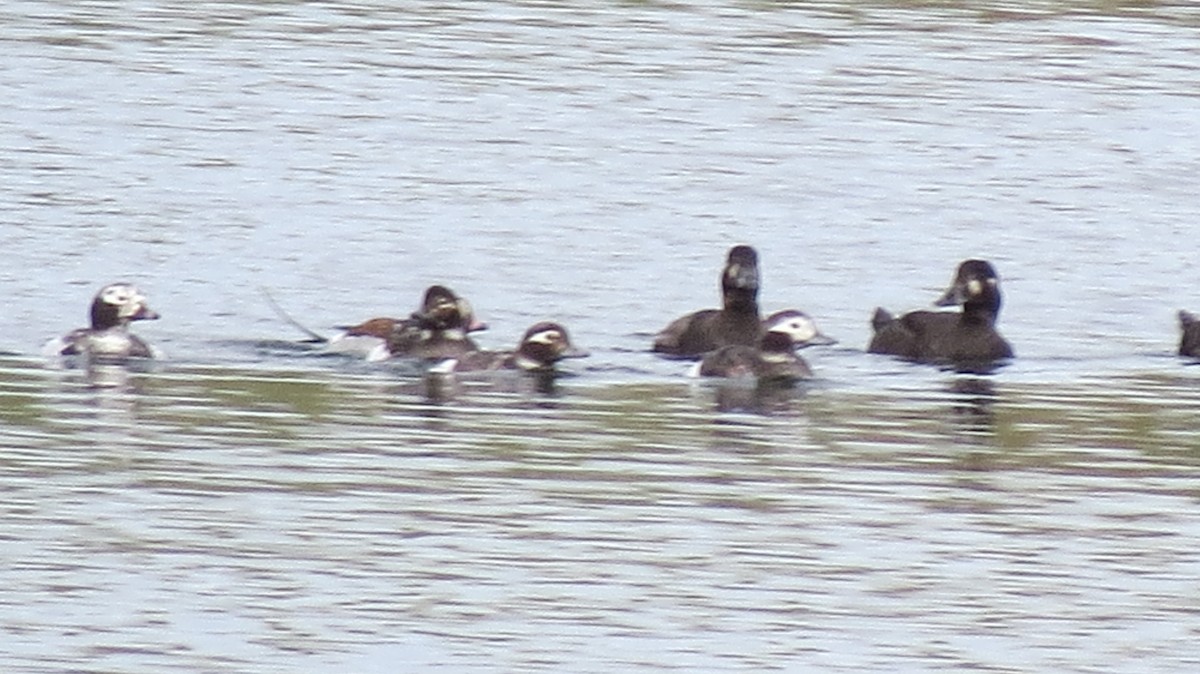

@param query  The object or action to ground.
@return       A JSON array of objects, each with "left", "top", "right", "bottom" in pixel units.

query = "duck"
[
  {"left": 868, "top": 259, "right": 1013, "bottom": 365},
  {"left": 44, "top": 282, "right": 160, "bottom": 359},
  {"left": 384, "top": 285, "right": 487, "bottom": 360},
  {"left": 323, "top": 285, "right": 487, "bottom": 361},
  {"left": 1179, "top": 310, "right": 1200, "bottom": 357},
  {"left": 433, "top": 322, "right": 588, "bottom": 373},
  {"left": 652, "top": 245, "right": 763, "bottom": 359},
  {"left": 696, "top": 309, "right": 834, "bottom": 384}
]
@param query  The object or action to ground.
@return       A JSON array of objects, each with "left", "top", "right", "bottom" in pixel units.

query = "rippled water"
[{"left": 3, "top": 1, "right": 1200, "bottom": 671}]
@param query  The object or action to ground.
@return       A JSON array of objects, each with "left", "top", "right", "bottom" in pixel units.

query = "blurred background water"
[{"left": 2, "top": 1, "right": 1200, "bottom": 671}]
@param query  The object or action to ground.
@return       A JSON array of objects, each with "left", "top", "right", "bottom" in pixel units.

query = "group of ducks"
[
  {"left": 649, "top": 246, "right": 1013, "bottom": 380},
  {"left": 43, "top": 244, "right": 1200, "bottom": 384},
  {"left": 45, "top": 282, "right": 590, "bottom": 375}
]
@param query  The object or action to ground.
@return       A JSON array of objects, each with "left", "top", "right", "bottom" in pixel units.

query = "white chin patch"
[
  {"left": 514, "top": 354, "right": 543, "bottom": 370},
  {"left": 119, "top": 301, "right": 147, "bottom": 319}
]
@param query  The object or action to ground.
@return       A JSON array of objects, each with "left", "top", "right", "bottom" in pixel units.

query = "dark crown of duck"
[
  {"left": 516, "top": 321, "right": 588, "bottom": 369},
  {"left": 721, "top": 245, "right": 760, "bottom": 310},
  {"left": 90, "top": 283, "right": 159, "bottom": 330},
  {"left": 413, "top": 285, "right": 481, "bottom": 331}
]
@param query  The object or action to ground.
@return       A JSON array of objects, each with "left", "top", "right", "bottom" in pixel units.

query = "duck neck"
[
  {"left": 722, "top": 288, "right": 759, "bottom": 316},
  {"left": 514, "top": 339, "right": 561, "bottom": 370},
  {"left": 90, "top": 302, "right": 123, "bottom": 330},
  {"left": 758, "top": 331, "right": 794, "bottom": 357},
  {"left": 961, "top": 293, "right": 1001, "bottom": 326}
]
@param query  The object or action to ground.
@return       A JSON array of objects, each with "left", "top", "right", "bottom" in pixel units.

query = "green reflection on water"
[{"left": 2, "top": 358, "right": 1199, "bottom": 468}]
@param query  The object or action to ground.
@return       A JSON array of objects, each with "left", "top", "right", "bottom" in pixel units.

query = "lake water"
[{"left": 3, "top": 1, "right": 1200, "bottom": 671}]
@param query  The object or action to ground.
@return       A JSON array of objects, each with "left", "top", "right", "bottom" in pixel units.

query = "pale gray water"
[{"left": 3, "top": 1, "right": 1200, "bottom": 671}]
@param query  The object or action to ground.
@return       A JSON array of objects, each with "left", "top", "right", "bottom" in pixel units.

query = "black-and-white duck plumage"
[
  {"left": 44, "top": 282, "right": 160, "bottom": 359},
  {"left": 696, "top": 308, "right": 832, "bottom": 383},
  {"left": 433, "top": 321, "right": 588, "bottom": 373}
]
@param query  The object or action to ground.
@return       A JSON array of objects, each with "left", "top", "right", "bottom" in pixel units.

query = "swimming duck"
[
  {"left": 384, "top": 285, "right": 487, "bottom": 360},
  {"left": 696, "top": 309, "right": 834, "bottom": 383},
  {"left": 868, "top": 259, "right": 1013, "bottom": 365},
  {"left": 1179, "top": 310, "right": 1200, "bottom": 357},
  {"left": 434, "top": 322, "right": 588, "bottom": 373},
  {"left": 652, "top": 245, "right": 763, "bottom": 358},
  {"left": 323, "top": 285, "right": 487, "bottom": 361},
  {"left": 44, "top": 282, "right": 160, "bottom": 359}
]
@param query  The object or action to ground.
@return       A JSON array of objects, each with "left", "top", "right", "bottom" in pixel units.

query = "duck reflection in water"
[
  {"left": 422, "top": 368, "right": 565, "bottom": 400},
  {"left": 948, "top": 376, "right": 998, "bottom": 438},
  {"left": 710, "top": 378, "right": 807, "bottom": 415}
]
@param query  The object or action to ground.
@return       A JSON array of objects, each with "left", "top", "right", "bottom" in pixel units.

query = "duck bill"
[
  {"left": 466, "top": 318, "right": 489, "bottom": 333},
  {"left": 805, "top": 332, "right": 838, "bottom": 347},
  {"left": 560, "top": 346, "right": 590, "bottom": 359},
  {"left": 131, "top": 305, "right": 160, "bottom": 321},
  {"left": 934, "top": 284, "right": 965, "bottom": 307}
]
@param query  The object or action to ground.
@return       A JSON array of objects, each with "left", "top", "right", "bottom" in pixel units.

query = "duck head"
[
  {"left": 414, "top": 285, "right": 487, "bottom": 333},
  {"left": 90, "top": 282, "right": 159, "bottom": 330},
  {"left": 513, "top": 322, "right": 588, "bottom": 371},
  {"left": 721, "top": 245, "right": 761, "bottom": 311},
  {"left": 763, "top": 309, "right": 836, "bottom": 348},
  {"left": 934, "top": 259, "right": 1003, "bottom": 317}
]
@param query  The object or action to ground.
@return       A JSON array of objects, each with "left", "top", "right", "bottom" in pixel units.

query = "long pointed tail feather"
[{"left": 260, "top": 287, "right": 328, "bottom": 343}]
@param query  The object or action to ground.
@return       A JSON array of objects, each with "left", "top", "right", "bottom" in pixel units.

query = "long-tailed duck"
[{"left": 44, "top": 282, "right": 160, "bottom": 359}]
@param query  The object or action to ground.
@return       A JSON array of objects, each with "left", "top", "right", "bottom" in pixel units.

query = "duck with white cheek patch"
[
  {"left": 44, "top": 282, "right": 161, "bottom": 360},
  {"left": 868, "top": 259, "right": 1013, "bottom": 366},
  {"left": 695, "top": 309, "right": 835, "bottom": 384},
  {"left": 431, "top": 322, "right": 588, "bottom": 374}
]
